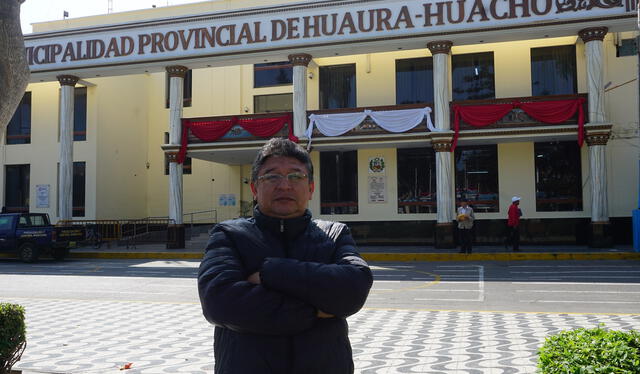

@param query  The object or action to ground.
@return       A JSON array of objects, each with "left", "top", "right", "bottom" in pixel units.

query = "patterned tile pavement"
[{"left": 6, "top": 298, "right": 640, "bottom": 374}]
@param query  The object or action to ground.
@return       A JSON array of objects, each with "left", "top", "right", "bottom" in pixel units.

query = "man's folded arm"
[
  {"left": 198, "top": 231, "right": 317, "bottom": 336},
  {"left": 260, "top": 227, "right": 373, "bottom": 317}
]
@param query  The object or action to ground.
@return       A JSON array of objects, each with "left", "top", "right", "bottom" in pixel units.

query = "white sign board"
[
  {"left": 368, "top": 176, "right": 387, "bottom": 203},
  {"left": 218, "top": 194, "right": 237, "bottom": 207},
  {"left": 36, "top": 184, "right": 50, "bottom": 208}
]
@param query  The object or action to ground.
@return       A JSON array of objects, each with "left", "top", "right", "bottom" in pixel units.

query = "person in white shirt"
[{"left": 456, "top": 199, "right": 475, "bottom": 254}]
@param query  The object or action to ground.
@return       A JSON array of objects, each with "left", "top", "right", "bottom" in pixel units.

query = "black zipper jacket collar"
[{"left": 253, "top": 207, "right": 311, "bottom": 243}]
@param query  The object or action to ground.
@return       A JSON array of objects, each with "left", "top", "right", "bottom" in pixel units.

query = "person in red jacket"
[{"left": 506, "top": 196, "right": 522, "bottom": 251}]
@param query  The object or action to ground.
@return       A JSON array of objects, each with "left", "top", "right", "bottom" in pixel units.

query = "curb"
[
  {"left": 361, "top": 252, "right": 640, "bottom": 262},
  {"left": 64, "top": 251, "right": 640, "bottom": 261},
  {"left": 70, "top": 252, "right": 204, "bottom": 260}
]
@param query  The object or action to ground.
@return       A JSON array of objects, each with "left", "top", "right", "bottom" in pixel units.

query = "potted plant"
[{"left": 0, "top": 303, "right": 26, "bottom": 374}]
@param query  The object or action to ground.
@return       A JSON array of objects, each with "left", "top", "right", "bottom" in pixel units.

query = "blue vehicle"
[{"left": 0, "top": 213, "right": 81, "bottom": 262}]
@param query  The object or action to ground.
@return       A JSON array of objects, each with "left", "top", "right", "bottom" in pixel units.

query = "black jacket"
[{"left": 198, "top": 208, "right": 373, "bottom": 374}]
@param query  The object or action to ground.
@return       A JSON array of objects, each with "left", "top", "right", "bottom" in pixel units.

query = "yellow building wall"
[
  {"left": 602, "top": 33, "right": 639, "bottom": 217},
  {"left": 13, "top": 1, "right": 640, "bottom": 225},
  {"left": 89, "top": 75, "right": 150, "bottom": 220},
  {"left": 1, "top": 81, "right": 100, "bottom": 222}
]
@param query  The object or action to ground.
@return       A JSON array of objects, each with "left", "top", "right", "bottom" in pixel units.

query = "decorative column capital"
[
  {"left": 579, "top": 27, "right": 608, "bottom": 43},
  {"left": 427, "top": 41, "right": 453, "bottom": 55},
  {"left": 166, "top": 65, "right": 189, "bottom": 78},
  {"left": 431, "top": 131, "right": 454, "bottom": 152},
  {"left": 57, "top": 75, "right": 79, "bottom": 86},
  {"left": 288, "top": 53, "right": 312, "bottom": 67},
  {"left": 432, "top": 140, "right": 452, "bottom": 152},
  {"left": 431, "top": 138, "right": 453, "bottom": 152},
  {"left": 585, "top": 131, "right": 610, "bottom": 146},
  {"left": 166, "top": 152, "right": 179, "bottom": 163}
]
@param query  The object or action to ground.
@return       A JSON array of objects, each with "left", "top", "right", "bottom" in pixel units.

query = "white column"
[
  {"left": 428, "top": 41, "right": 452, "bottom": 131},
  {"left": 57, "top": 75, "right": 78, "bottom": 221},
  {"left": 435, "top": 144, "right": 454, "bottom": 223},
  {"left": 288, "top": 53, "right": 312, "bottom": 139},
  {"left": 166, "top": 65, "right": 188, "bottom": 225},
  {"left": 586, "top": 132, "right": 610, "bottom": 223},
  {"left": 579, "top": 27, "right": 608, "bottom": 124},
  {"left": 580, "top": 28, "right": 610, "bottom": 227},
  {"left": 428, "top": 41, "right": 455, "bottom": 224}
]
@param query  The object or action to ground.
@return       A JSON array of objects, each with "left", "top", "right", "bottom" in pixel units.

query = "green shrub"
[
  {"left": 0, "top": 303, "right": 26, "bottom": 374},
  {"left": 538, "top": 324, "right": 640, "bottom": 373}
]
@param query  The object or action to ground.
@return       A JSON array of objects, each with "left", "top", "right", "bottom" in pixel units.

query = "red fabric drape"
[
  {"left": 452, "top": 98, "right": 585, "bottom": 151},
  {"left": 178, "top": 114, "right": 296, "bottom": 163}
]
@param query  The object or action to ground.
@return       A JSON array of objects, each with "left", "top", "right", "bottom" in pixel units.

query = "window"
[
  {"left": 6, "top": 92, "right": 31, "bottom": 145},
  {"left": 396, "top": 57, "right": 434, "bottom": 105},
  {"left": 73, "top": 162, "right": 85, "bottom": 217},
  {"left": 617, "top": 38, "right": 638, "bottom": 57},
  {"left": 5, "top": 164, "right": 30, "bottom": 213},
  {"left": 254, "top": 61, "right": 293, "bottom": 87},
  {"left": 165, "top": 69, "right": 192, "bottom": 108},
  {"left": 29, "top": 215, "right": 49, "bottom": 226},
  {"left": 452, "top": 52, "right": 495, "bottom": 101},
  {"left": 164, "top": 132, "right": 192, "bottom": 175},
  {"left": 320, "top": 151, "right": 358, "bottom": 214},
  {"left": 254, "top": 93, "right": 293, "bottom": 113},
  {"left": 535, "top": 141, "right": 583, "bottom": 211},
  {"left": 531, "top": 45, "right": 577, "bottom": 96},
  {"left": 0, "top": 217, "right": 12, "bottom": 230},
  {"left": 397, "top": 148, "right": 437, "bottom": 214},
  {"left": 74, "top": 87, "right": 87, "bottom": 141},
  {"left": 454, "top": 145, "right": 499, "bottom": 212},
  {"left": 319, "top": 64, "right": 356, "bottom": 109}
]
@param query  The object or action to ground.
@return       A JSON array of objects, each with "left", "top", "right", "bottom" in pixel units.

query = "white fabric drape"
[{"left": 305, "top": 107, "right": 435, "bottom": 143}]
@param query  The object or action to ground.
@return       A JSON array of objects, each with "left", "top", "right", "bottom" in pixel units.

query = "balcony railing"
[
  {"left": 185, "top": 111, "right": 292, "bottom": 145},
  {"left": 306, "top": 103, "right": 433, "bottom": 138},
  {"left": 453, "top": 93, "right": 588, "bottom": 131},
  {"left": 182, "top": 94, "right": 588, "bottom": 146}
]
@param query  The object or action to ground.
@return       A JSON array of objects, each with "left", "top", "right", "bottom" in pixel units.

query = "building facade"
[{"left": 3, "top": 0, "right": 639, "bottom": 247}]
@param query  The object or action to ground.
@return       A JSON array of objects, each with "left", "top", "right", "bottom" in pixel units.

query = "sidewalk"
[{"left": 68, "top": 241, "right": 640, "bottom": 262}]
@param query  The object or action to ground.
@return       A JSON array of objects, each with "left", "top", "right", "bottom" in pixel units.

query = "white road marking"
[
  {"left": 520, "top": 300, "right": 640, "bottom": 304},
  {"left": 516, "top": 290, "right": 640, "bottom": 294},
  {"left": 512, "top": 270, "right": 640, "bottom": 274},
  {"left": 413, "top": 289, "right": 481, "bottom": 292},
  {"left": 414, "top": 265, "right": 484, "bottom": 302},
  {"left": 510, "top": 265, "right": 635, "bottom": 268},
  {"left": 513, "top": 281, "right": 640, "bottom": 285},
  {"left": 55, "top": 290, "right": 176, "bottom": 295},
  {"left": 414, "top": 297, "right": 483, "bottom": 302}
]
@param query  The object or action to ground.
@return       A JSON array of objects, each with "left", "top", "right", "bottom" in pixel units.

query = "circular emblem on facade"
[{"left": 369, "top": 157, "right": 385, "bottom": 173}]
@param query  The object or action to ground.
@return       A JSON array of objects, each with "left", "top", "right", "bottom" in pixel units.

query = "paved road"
[{"left": 2, "top": 258, "right": 640, "bottom": 373}]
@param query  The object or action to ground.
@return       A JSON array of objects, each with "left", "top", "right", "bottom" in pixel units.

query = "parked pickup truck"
[{"left": 0, "top": 213, "right": 84, "bottom": 262}]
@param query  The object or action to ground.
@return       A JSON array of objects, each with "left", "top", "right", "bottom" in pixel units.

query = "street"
[{"left": 2, "top": 258, "right": 640, "bottom": 373}]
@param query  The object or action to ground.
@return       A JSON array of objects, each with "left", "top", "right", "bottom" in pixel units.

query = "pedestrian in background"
[
  {"left": 506, "top": 196, "right": 522, "bottom": 251},
  {"left": 457, "top": 199, "right": 475, "bottom": 254},
  {"left": 198, "top": 138, "right": 373, "bottom": 374}
]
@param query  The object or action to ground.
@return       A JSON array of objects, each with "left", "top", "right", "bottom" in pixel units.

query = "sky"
[{"left": 20, "top": 0, "right": 205, "bottom": 34}]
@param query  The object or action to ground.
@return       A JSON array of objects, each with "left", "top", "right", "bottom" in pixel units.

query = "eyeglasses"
[{"left": 257, "top": 172, "right": 308, "bottom": 185}]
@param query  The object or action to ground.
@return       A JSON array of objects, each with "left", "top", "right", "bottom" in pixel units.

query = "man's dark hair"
[{"left": 251, "top": 138, "right": 314, "bottom": 182}]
